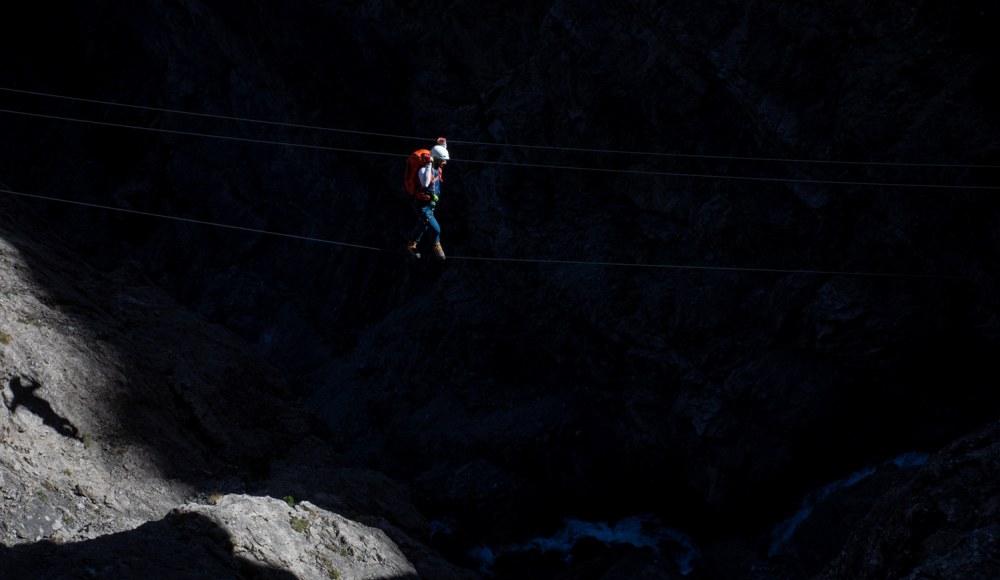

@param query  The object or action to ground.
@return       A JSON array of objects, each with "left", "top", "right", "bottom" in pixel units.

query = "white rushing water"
[{"left": 468, "top": 513, "right": 701, "bottom": 576}]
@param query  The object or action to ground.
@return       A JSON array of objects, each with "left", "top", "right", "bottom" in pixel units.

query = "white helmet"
[{"left": 431, "top": 144, "right": 450, "bottom": 160}]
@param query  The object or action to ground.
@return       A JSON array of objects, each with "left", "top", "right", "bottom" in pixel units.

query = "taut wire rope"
[
  {"left": 1, "top": 107, "right": 997, "bottom": 190},
  {"left": 1, "top": 86, "right": 997, "bottom": 169},
  {"left": 0, "top": 188, "right": 992, "bottom": 280}
]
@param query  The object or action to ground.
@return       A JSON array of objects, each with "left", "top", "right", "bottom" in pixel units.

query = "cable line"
[
  {"left": 450, "top": 255, "right": 989, "bottom": 279},
  {"left": 0, "top": 108, "right": 412, "bottom": 159},
  {"left": 449, "top": 142, "right": 999, "bottom": 168},
  {"left": 2, "top": 86, "right": 995, "bottom": 169},
  {"left": 0, "top": 187, "right": 991, "bottom": 280},
  {"left": 0, "top": 188, "right": 388, "bottom": 252},
  {"left": 0, "top": 87, "right": 429, "bottom": 144},
  {"left": 2, "top": 107, "right": 998, "bottom": 190}
]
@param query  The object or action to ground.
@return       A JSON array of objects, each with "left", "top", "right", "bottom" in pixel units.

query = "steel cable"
[
  {"left": 0, "top": 188, "right": 991, "bottom": 280},
  {"left": 2, "top": 86, "right": 995, "bottom": 168},
  {"left": 1, "top": 107, "right": 997, "bottom": 190}
]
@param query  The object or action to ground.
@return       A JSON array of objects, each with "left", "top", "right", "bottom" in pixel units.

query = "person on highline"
[{"left": 406, "top": 138, "right": 449, "bottom": 260}]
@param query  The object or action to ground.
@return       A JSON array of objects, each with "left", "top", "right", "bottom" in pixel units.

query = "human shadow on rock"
[
  {"left": 0, "top": 194, "right": 334, "bottom": 580},
  {"left": 0, "top": 193, "right": 329, "bottom": 488},
  {"left": 7, "top": 375, "right": 79, "bottom": 439}
]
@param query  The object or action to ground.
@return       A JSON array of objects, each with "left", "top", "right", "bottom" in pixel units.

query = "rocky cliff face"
[
  {"left": 0, "top": 194, "right": 472, "bottom": 578},
  {"left": 815, "top": 417, "right": 1000, "bottom": 580},
  {"left": 698, "top": 422, "right": 1000, "bottom": 580},
  {"left": 1, "top": 0, "right": 999, "bottom": 577}
]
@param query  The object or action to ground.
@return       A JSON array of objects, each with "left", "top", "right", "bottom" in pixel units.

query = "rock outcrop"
[
  {"left": 1, "top": 495, "right": 420, "bottom": 580},
  {"left": 0, "top": 192, "right": 322, "bottom": 547},
  {"left": 792, "top": 462, "right": 922, "bottom": 577},
  {"left": 0, "top": 194, "right": 473, "bottom": 578},
  {"left": 698, "top": 419, "right": 1000, "bottom": 580},
  {"left": 814, "top": 418, "right": 1000, "bottom": 580}
]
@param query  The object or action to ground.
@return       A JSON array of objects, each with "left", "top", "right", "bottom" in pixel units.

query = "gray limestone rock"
[
  {"left": 185, "top": 494, "right": 419, "bottom": 580},
  {"left": 0, "top": 195, "right": 469, "bottom": 578}
]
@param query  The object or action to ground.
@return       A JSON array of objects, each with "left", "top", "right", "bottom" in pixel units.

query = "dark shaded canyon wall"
[
  {"left": 815, "top": 418, "right": 1000, "bottom": 580},
  {"left": 1, "top": 0, "right": 999, "bottom": 538}
]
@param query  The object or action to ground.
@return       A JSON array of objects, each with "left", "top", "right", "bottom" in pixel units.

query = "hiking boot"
[
  {"left": 406, "top": 241, "right": 421, "bottom": 259},
  {"left": 432, "top": 242, "right": 446, "bottom": 260}
]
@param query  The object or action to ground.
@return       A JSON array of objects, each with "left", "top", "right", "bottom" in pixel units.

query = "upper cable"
[
  {"left": 2, "top": 86, "right": 996, "bottom": 169},
  {"left": 0, "top": 107, "right": 996, "bottom": 190}
]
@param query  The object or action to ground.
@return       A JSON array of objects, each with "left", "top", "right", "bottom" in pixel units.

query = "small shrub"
[
  {"left": 82, "top": 434, "right": 93, "bottom": 449},
  {"left": 65, "top": 469, "right": 73, "bottom": 477},
  {"left": 64, "top": 516, "right": 74, "bottom": 527},
  {"left": 2, "top": 291, "right": 10, "bottom": 299},
  {"left": 0, "top": 331, "right": 10, "bottom": 345},
  {"left": 17, "top": 318, "right": 43, "bottom": 328},
  {"left": 36, "top": 490, "right": 47, "bottom": 503},
  {"left": 356, "top": 555, "right": 363, "bottom": 562},
  {"left": 339, "top": 549, "right": 348, "bottom": 558},
  {"left": 282, "top": 495, "right": 295, "bottom": 507},
  {"left": 290, "top": 517, "right": 310, "bottom": 533},
  {"left": 42, "top": 481, "right": 57, "bottom": 492},
  {"left": 329, "top": 569, "right": 341, "bottom": 579},
  {"left": 208, "top": 493, "right": 224, "bottom": 505}
]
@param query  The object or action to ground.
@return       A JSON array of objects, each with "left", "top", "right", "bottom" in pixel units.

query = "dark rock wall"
[
  {"left": 815, "top": 418, "right": 1000, "bottom": 580},
  {"left": 1, "top": 0, "right": 999, "bottom": 545},
  {"left": 793, "top": 462, "right": 922, "bottom": 577}
]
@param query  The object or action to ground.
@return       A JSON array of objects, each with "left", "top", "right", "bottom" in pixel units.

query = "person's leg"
[
  {"left": 428, "top": 212, "right": 445, "bottom": 259},
  {"left": 409, "top": 221, "right": 427, "bottom": 243},
  {"left": 409, "top": 204, "right": 429, "bottom": 243},
  {"left": 427, "top": 213, "right": 441, "bottom": 244}
]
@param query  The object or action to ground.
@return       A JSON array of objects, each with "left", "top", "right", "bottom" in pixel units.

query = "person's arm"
[{"left": 418, "top": 166, "right": 432, "bottom": 189}]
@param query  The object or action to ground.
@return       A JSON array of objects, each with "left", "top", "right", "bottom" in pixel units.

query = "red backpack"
[
  {"left": 404, "top": 149, "right": 442, "bottom": 200},
  {"left": 404, "top": 150, "right": 430, "bottom": 198}
]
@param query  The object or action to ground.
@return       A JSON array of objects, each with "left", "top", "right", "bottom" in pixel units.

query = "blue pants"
[{"left": 409, "top": 203, "right": 441, "bottom": 244}]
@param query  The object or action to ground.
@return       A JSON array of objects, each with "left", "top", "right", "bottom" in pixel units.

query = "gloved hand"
[{"left": 432, "top": 194, "right": 439, "bottom": 203}]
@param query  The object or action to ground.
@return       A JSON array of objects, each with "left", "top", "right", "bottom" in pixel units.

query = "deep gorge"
[{"left": 1, "top": 1, "right": 999, "bottom": 579}]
